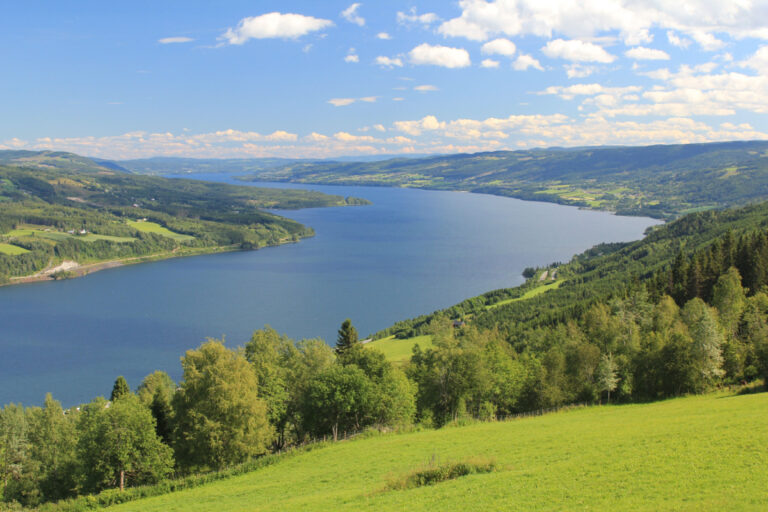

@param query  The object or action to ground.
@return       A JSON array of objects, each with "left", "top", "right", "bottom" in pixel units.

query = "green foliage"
[
  {"left": 382, "top": 457, "right": 498, "bottom": 492},
  {"left": 76, "top": 395, "right": 173, "bottom": 493},
  {"left": 110, "top": 377, "right": 130, "bottom": 402},
  {"left": 172, "top": 340, "right": 272, "bottom": 471},
  {"left": 335, "top": 318, "right": 359, "bottom": 355}
]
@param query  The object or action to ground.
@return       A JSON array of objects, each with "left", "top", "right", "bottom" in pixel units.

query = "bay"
[{"left": 0, "top": 178, "right": 661, "bottom": 406}]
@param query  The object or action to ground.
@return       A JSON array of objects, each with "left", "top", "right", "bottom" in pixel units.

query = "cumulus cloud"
[
  {"left": 667, "top": 30, "right": 691, "bottom": 49},
  {"left": 625, "top": 46, "right": 670, "bottom": 60},
  {"left": 220, "top": 12, "right": 333, "bottom": 44},
  {"left": 740, "top": 46, "right": 768, "bottom": 73},
  {"left": 397, "top": 8, "right": 439, "bottom": 25},
  {"left": 341, "top": 3, "right": 365, "bottom": 27},
  {"left": 481, "top": 38, "right": 516, "bottom": 57},
  {"left": 328, "top": 98, "right": 357, "bottom": 107},
  {"left": 437, "top": 0, "right": 768, "bottom": 48},
  {"left": 375, "top": 56, "right": 403, "bottom": 68},
  {"left": 158, "top": 36, "right": 194, "bottom": 44},
  {"left": 481, "top": 59, "right": 500, "bottom": 68},
  {"left": 542, "top": 39, "right": 615, "bottom": 63},
  {"left": 409, "top": 43, "right": 471, "bottom": 68},
  {"left": 345, "top": 48, "right": 359, "bottom": 63},
  {"left": 414, "top": 85, "right": 438, "bottom": 92},
  {"left": 377, "top": 32, "right": 391, "bottom": 40},
  {"left": 512, "top": 54, "right": 543, "bottom": 71},
  {"left": 394, "top": 115, "right": 446, "bottom": 135}
]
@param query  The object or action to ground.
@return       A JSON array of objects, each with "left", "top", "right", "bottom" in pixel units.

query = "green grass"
[
  {"left": 0, "top": 242, "right": 29, "bottom": 255},
  {"left": 6, "top": 228, "right": 134, "bottom": 243},
  {"left": 107, "top": 391, "right": 768, "bottom": 511},
  {"left": 487, "top": 280, "right": 564, "bottom": 309},
  {"left": 79, "top": 233, "right": 135, "bottom": 243},
  {"left": 367, "top": 335, "right": 433, "bottom": 363},
  {"left": 127, "top": 220, "right": 195, "bottom": 241}
]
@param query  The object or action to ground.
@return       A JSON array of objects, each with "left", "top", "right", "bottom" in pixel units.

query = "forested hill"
[
  {"left": 239, "top": 140, "right": 768, "bottom": 219},
  {"left": 0, "top": 153, "right": 370, "bottom": 282}
]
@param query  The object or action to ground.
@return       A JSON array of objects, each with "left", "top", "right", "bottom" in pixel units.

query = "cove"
[{"left": 0, "top": 179, "right": 661, "bottom": 406}]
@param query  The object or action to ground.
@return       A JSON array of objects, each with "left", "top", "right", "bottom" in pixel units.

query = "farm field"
[
  {"left": 108, "top": 391, "right": 768, "bottom": 512},
  {"left": 486, "top": 279, "right": 564, "bottom": 309},
  {"left": 127, "top": 220, "right": 195, "bottom": 241},
  {"left": 4, "top": 227, "right": 135, "bottom": 244},
  {"left": 366, "top": 335, "right": 433, "bottom": 363},
  {"left": 0, "top": 242, "right": 28, "bottom": 255}
]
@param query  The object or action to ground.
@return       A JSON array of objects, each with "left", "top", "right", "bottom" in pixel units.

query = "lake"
[{"left": 0, "top": 179, "right": 661, "bottom": 406}]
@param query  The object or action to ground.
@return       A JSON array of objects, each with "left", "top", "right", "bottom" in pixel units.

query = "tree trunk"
[
  {"left": 120, "top": 469, "right": 125, "bottom": 491},
  {"left": 332, "top": 423, "right": 338, "bottom": 442}
]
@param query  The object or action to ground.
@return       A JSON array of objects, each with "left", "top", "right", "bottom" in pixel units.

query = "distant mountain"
[
  {"left": 237, "top": 140, "right": 768, "bottom": 219},
  {"left": 0, "top": 150, "right": 112, "bottom": 173}
]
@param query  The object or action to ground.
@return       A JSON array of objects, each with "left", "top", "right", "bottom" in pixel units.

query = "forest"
[
  {"left": 2, "top": 199, "right": 768, "bottom": 509},
  {"left": 0, "top": 154, "right": 369, "bottom": 281},
  {"left": 237, "top": 140, "right": 768, "bottom": 219}
]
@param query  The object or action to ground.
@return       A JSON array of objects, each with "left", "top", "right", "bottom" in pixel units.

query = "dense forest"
[
  {"left": 238, "top": 140, "right": 768, "bottom": 219},
  {"left": 0, "top": 152, "right": 369, "bottom": 281},
  {"left": 2, "top": 199, "right": 768, "bottom": 510}
]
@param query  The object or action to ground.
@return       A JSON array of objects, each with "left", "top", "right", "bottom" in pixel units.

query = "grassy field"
[
  {"left": 5, "top": 227, "right": 134, "bottom": 244},
  {"left": 366, "top": 335, "right": 433, "bottom": 363},
  {"left": 127, "top": 220, "right": 195, "bottom": 241},
  {"left": 0, "top": 242, "right": 29, "bottom": 255},
  {"left": 108, "top": 391, "right": 768, "bottom": 511},
  {"left": 487, "top": 279, "right": 564, "bottom": 309}
]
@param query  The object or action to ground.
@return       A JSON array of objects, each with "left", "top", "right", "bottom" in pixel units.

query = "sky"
[{"left": 3, "top": 0, "right": 768, "bottom": 160}]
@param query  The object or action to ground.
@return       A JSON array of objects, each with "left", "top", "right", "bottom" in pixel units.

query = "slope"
[{"left": 106, "top": 391, "right": 767, "bottom": 512}]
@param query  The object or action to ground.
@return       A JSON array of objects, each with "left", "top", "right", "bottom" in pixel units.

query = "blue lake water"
[{"left": 0, "top": 178, "right": 661, "bottom": 406}]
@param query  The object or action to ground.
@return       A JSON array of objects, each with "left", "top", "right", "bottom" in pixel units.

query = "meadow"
[
  {"left": 366, "top": 335, "right": 433, "bottom": 363},
  {"left": 126, "top": 220, "right": 195, "bottom": 242},
  {"left": 0, "top": 242, "right": 29, "bottom": 255},
  {"left": 107, "top": 391, "right": 768, "bottom": 512}
]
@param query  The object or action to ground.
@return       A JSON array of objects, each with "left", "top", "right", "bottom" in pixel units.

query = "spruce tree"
[
  {"left": 110, "top": 376, "right": 130, "bottom": 402},
  {"left": 335, "top": 319, "right": 359, "bottom": 355}
]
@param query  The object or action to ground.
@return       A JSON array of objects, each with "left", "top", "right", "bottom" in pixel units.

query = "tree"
[
  {"left": 173, "top": 339, "right": 273, "bottom": 471},
  {"left": 596, "top": 353, "right": 619, "bottom": 404},
  {"left": 335, "top": 319, "right": 359, "bottom": 355},
  {"left": 110, "top": 376, "right": 130, "bottom": 402},
  {"left": 682, "top": 298, "right": 725, "bottom": 389},
  {"left": 300, "top": 364, "right": 375, "bottom": 441},
  {"left": 0, "top": 404, "right": 37, "bottom": 505},
  {"left": 77, "top": 395, "right": 173, "bottom": 492},
  {"left": 26, "top": 394, "right": 77, "bottom": 502},
  {"left": 137, "top": 371, "right": 175, "bottom": 407}
]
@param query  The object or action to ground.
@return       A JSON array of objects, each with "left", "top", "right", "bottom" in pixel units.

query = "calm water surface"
[{"left": 0, "top": 178, "right": 661, "bottom": 406}]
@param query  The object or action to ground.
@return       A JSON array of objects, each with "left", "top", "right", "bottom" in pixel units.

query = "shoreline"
[{"left": 1, "top": 236, "right": 306, "bottom": 288}]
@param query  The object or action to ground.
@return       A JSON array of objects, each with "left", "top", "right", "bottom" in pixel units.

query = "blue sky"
[{"left": 2, "top": 1, "right": 768, "bottom": 159}]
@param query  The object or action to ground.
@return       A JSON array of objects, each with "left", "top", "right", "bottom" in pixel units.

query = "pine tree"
[
  {"left": 110, "top": 376, "right": 130, "bottom": 402},
  {"left": 335, "top": 319, "right": 359, "bottom": 355}
]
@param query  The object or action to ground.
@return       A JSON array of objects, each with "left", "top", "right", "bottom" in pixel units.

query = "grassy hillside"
[
  {"left": 106, "top": 391, "right": 767, "bottom": 511},
  {"left": 239, "top": 140, "right": 768, "bottom": 219},
  {"left": 0, "top": 151, "right": 370, "bottom": 281}
]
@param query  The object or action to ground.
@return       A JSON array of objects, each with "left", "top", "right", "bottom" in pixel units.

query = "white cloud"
[
  {"left": 437, "top": 1, "right": 768, "bottom": 48},
  {"left": 394, "top": 115, "right": 446, "bottom": 136},
  {"left": 741, "top": 46, "right": 768, "bottom": 73},
  {"left": 220, "top": 12, "right": 333, "bottom": 44},
  {"left": 667, "top": 30, "right": 690, "bottom": 49},
  {"left": 264, "top": 130, "right": 298, "bottom": 142},
  {"left": 359, "top": 96, "right": 378, "bottom": 102},
  {"left": 481, "top": 59, "right": 500, "bottom": 68},
  {"left": 625, "top": 46, "right": 670, "bottom": 60},
  {"left": 334, "top": 131, "right": 375, "bottom": 142},
  {"left": 377, "top": 32, "right": 391, "bottom": 40},
  {"left": 564, "top": 64, "right": 597, "bottom": 78},
  {"left": 373, "top": 124, "right": 386, "bottom": 132},
  {"left": 512, "top": 54, "right": 543, "bottom": 71},
  {"left": 409, "top": 43, "right": 471, "bottom": 68},
  {"left": 542, "top": 39, "right": 615, "bottom": 63},
  {"left": 345, "top": 48, "right": 359, "bottom": 63},
  {"left": 414, "top": 85, "right": 438, "bottom": 92},
  {"left": 481, "top": 38, "right": 516, "bottom": 57},
  {"left": 158, "top": 37, "right": 194, "bottom": 44},
  {"left": 376, "top": 56, "right": 403, "bottom": 68},
  {"left": 328, "top": 98, "right": 357, "bottom": 107},
  {"left": 392, "top": 97, "right": 405, "bottom": 101},
  {"left": 397, "top": 8, "right": 439, "bottom": 25},
  {"left": 341, "top": 3, "right": 365, "bottom": 27}
]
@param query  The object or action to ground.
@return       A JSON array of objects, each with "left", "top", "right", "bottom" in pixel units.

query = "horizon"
[{"left": 3, "top": 1, "right": 768, "bottom": 159}]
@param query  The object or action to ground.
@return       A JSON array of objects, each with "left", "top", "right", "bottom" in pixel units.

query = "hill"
[
  {"left": 103, "top": 391, "right": 768, "bottom": 511},
  {"left": 0, "top": 153, "right": 370, "bottom": 283},
  {"left": 239, "top": 140, "right": 768, "bottom": 219}
]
